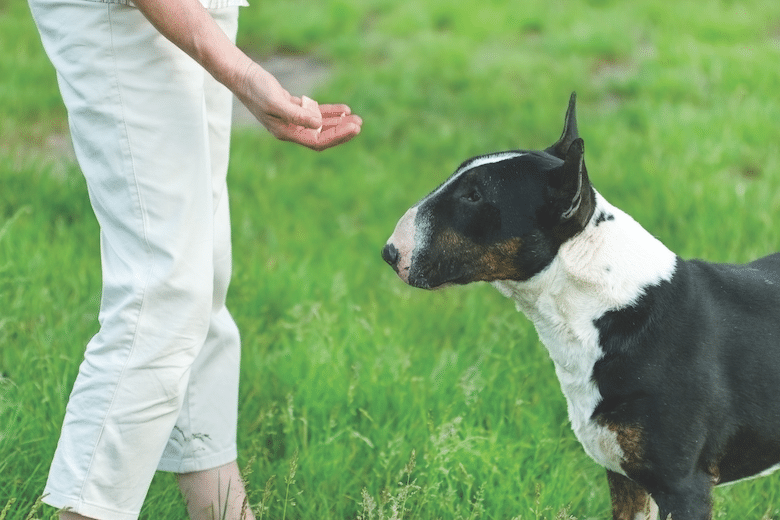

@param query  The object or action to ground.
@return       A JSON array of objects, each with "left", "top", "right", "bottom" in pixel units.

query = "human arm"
[{"left": 130, "top": 0, "right": 362, "bottom": 150}]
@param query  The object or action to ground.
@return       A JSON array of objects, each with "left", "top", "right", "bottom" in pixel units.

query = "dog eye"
[{"left": 463, "top": 190, "right": 481, "bottom": 203}]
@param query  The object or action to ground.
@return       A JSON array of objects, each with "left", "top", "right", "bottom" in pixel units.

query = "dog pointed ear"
[
  {"left": 545, "top": 92, "right": 580, "bottom": 160},
  {"left": 558, "top": 138, "right": 585, "bottom": 220},
  {"left": 548, "top": 138, "right": 593, "bottom": 230}
]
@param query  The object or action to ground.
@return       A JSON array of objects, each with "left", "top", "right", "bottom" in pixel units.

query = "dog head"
[{"left": 382, "top": 93, "right": 596, "bottom": 289}]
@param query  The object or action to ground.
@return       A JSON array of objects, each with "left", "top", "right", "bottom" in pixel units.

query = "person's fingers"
[
  {"left": 285, "top": 118, "right": 361, "bottom": 151},
  {"left": 321, "top": 113, "right": 363, "bottom": 131},
  {"left": 316, "top": 121, "right": 362, "bottom": 150},
  {"left": 319, "top": 103, "right": 353, "bottom": 117}
]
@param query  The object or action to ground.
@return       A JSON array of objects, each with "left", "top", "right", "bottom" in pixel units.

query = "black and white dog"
[{"left": 381, "top": 93, "right": 780, "bottom": 520}]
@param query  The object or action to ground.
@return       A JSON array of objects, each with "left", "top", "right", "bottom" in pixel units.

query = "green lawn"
[{"left": 3, "top": 0, "right": 780, "bottom": 518}]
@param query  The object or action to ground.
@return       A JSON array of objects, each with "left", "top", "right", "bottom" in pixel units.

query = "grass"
[{"left": 2, "top": 0, "right": 780, "bottom": 518}]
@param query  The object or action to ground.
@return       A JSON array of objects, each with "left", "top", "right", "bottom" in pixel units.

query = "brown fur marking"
[
  {"left": 475, "top": 237, "right": 524, "bottom": 281},
  {"left": 596, "top": 418, "right": 647, "bottom": 474},
  {"left": 607, "top": 470, "right": 656, "bottom": 520},
  {"left": 613, "top": 423, "right": 645, "bottom": 474},
  {"left": 434, "top": 229, "right": 525, "bottom": 282}
]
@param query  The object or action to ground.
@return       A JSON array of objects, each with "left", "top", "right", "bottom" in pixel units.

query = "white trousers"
[{"left": 29, "top": 1, "right": 242, "bottom": 518}]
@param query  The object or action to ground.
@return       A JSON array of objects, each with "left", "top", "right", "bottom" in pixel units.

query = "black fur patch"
[
  {"left": 592, "top": 254, "right": 780, "bottom": 497},
  {"left": 594, "top": 211, "right": 615, "bottom": 226}
]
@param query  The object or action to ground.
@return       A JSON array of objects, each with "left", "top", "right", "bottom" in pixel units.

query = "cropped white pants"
[{"left": 29, "top": 1, "right": 242, "bottom": 518}]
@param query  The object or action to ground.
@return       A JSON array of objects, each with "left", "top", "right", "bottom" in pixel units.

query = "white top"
[{"left": 89, "top": 0, "right": 249, "bottom": 9}]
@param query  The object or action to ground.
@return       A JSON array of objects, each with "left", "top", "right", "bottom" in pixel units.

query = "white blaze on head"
[{"left": 429, "top": 152, "right": 527, "bottom": 199}]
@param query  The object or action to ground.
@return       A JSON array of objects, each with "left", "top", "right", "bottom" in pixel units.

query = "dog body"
[{"left": 381, "top": 94, "right": 780, "bottom": 520}]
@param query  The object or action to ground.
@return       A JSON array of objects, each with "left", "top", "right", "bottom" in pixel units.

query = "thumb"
[{"left": 287, "top": 95, "right": 322, "bottom": 130}]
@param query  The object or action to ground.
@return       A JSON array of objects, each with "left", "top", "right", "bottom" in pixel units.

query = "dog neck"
[
  {"left": 492, "top": 191, "right": 677, "bottom": 447},
  {"left": 493, "top": 191, "right": 676, "bottom": 335}
]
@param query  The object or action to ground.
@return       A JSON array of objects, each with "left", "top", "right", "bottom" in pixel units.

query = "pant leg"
[
  {"left": 30, "top": 1, "right": 241, "bottom": 518},
  {"left": 158, "top": 6, "right": 243, "bottom": 474}
]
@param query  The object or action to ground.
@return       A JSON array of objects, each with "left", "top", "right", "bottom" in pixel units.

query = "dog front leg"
[{"left": 606, "top": 470, "right": 659, "bottom": 520}]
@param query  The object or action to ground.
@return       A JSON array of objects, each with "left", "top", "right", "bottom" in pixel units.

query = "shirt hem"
[{"left": 80, "top": 0, "right": 249, "bottom": 8}]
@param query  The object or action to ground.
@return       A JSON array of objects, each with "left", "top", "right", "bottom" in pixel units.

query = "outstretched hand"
[
  {"left": 277, "top": 95, "right": 363, "bottom": 152},
  {"left": 237, "top": 64, "right": 362, "bottom": 151}
]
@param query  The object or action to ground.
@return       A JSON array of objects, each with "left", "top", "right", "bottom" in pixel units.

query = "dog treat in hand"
[{"left": 301, "top": 95, "right": 322, "bottom": 133}]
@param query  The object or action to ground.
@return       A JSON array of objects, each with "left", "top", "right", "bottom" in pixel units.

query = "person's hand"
[{"left": 236, "top": 63, "right": 362, "bottom": 151}]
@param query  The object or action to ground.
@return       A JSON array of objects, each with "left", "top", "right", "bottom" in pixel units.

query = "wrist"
[{"left": 229, "top": 56, "right": 261, "bottom": 104}]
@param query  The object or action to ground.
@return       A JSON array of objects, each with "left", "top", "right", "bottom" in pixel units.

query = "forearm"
[{"left": 131, "top": 0, "right": 254, "bottom": 95}]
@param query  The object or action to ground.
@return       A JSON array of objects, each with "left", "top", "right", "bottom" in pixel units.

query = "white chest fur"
[{"left": 492, "top": 192, "right": 677, "bottom": 475}]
